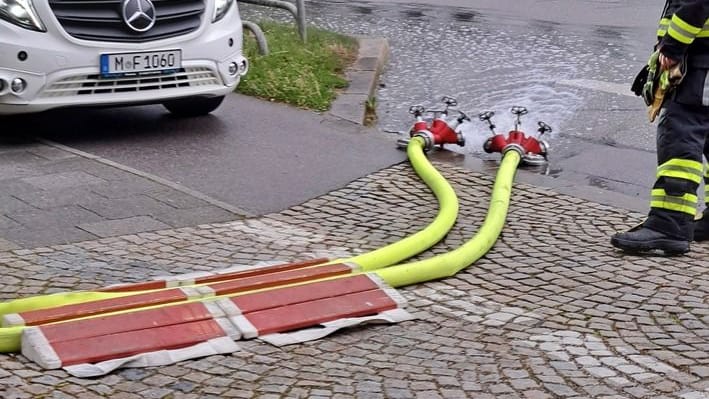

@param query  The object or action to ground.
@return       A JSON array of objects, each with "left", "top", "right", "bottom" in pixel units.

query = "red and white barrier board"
[
  {"left": 21, "top": 273, "right": 412, "bottom": 377},
  {"left": 100, "top": 258, "right": 330, "bottom": 293},
  {"left": 4, "top": 263, "right": 358, "bottom": 328}
]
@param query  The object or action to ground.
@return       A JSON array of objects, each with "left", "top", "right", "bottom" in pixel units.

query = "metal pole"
[
  {"left": 295, "top": 0, "right": 306, "bottom": 43},
  {"left": 238, "top": 0, "right": 306, "bottom": 42},
  {"left": 242, "top": 20, "right": 270, "bottom": 55}
]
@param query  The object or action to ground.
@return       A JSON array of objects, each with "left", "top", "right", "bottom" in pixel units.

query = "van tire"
[{"left": 163, "top": 95, "right": 225, "bottom": 117}]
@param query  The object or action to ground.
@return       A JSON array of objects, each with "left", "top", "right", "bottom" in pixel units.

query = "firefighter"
[{"left": 611, "top": 0, "right": 709, "bottom": 254}]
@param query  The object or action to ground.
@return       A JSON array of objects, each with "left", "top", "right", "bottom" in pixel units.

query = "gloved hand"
[
  {"left": 631, "top": 65, "right": 649, "bottom": 97},
  {"left": 659, "top": 53, "right": 679, "bottom": 70},
  {"left": 641, "top": 51, "right": 661, "bottom": 106},
  {"left": 647, "top": 53, "right": 685, "bottom": 123}
]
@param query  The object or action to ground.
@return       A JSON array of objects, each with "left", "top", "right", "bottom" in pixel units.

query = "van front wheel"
[{"left": 163, "top": 96, "right": 225, "bottom": 117}]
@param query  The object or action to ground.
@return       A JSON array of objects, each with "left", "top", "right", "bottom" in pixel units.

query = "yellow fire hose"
[
  {"left": 346, "top": 136, "right": 459, "bottom": 270},
  {"left": 0, "top": 136, "right": 460, "bottom": 352},
  {"left": 0, "top": 140, "right": 522, "bottom": 353},
  {"left": 375, "top": 150, "right": 520, "bottom": 287},
  {"left": 0, "top": 139, "right": 522, "bottom": 355}
]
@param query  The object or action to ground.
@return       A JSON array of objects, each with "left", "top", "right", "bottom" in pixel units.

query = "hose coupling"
[
  {"left": 413, "top": 132, "right": 435, "bottom": 152},
  {"left": 396, "top": 138, "right": 412, "bottom": 149},
  {"left": 483, "top": 131, "right": 548, "bottom": 161},
  {"left": 502, "top": 143, "right": 525, "bottom": 156}
]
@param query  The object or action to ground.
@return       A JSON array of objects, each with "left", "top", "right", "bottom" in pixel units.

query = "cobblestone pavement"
[{"left": 1, "top": 161, "right": 707, "bottom": 399}]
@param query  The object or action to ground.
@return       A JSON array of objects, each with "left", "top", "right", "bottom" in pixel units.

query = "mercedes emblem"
[{"left": 122, "top": 0, "right": 157, "bottom": 33}]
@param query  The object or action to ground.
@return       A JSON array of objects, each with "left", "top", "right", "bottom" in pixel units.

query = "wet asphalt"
[{"left": 243, "top": 0, "right": 668, "bottom": 199}]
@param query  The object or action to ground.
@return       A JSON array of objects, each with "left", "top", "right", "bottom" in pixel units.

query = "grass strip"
[{"left": 239, "top": 21, "right": 358, "bottom": 112}]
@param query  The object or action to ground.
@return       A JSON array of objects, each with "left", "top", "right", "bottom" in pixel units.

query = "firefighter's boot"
[
  {"left": 693, "top": 218, "right": 709, "bottom": 242},
  {"left": 611, "top": 226, "right": 690, "bottom": 254}
]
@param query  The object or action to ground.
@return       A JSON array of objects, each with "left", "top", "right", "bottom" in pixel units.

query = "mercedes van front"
[{"left": 0, "top": 0, "right": 248, "bottom": 116}]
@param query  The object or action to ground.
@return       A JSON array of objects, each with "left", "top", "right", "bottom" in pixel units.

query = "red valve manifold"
[
  {"left": 409, "top": 114, "right": 465, "bottom": 148},
  {"left": 483, "top": 130, "right": 546, "bottom": 157}
]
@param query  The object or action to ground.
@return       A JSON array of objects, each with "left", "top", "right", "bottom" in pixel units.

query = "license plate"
[{"left": 100, "top": 50, "right": 182, "bottom": 77}]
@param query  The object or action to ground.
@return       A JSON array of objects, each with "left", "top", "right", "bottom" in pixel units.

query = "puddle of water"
[{"left": 241, "top": 0, "right": 652, "bottom": 180}]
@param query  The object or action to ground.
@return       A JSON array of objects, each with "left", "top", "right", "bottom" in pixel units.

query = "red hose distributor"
[
  {"left": 408, "top": 97, "right": 467, "bottom": 151},
  {"left": 480, "top": 106, "right": 551, "bottom": 162}
]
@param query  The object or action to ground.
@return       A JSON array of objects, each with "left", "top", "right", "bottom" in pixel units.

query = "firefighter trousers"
[{"left": 643, "top": 97, "right": 709, "bottom": 240}]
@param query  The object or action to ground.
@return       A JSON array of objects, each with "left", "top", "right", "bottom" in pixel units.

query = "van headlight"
[
  {"left": 0, "top": 0, "right": 45, "bottom": 31},
  {"left": 213, "top": 0, "right": 234, "bottom": 23}
]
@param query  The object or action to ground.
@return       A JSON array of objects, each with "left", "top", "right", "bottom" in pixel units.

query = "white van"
[{"left": 0, "top": 0, "right": 248, "bottom": 116}]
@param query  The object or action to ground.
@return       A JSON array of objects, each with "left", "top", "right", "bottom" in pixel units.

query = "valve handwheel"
[
  {"left": 510, "top": 106, "right": 528, "bottom": 115},
  {"left": 441, "top": 96, "right": 458, "bottom": 107},
  {"left": 537, "top": 121, "right": 552, "bottom": 135},
  {"left": 409, "top": 105, "right": 425, "bottom": 117}
]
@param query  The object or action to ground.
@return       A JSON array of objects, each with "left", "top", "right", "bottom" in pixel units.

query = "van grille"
[
  {"left": 47, "top": 0, "right": 205, "bottom": 42},
  {"left": 39, "top": 68, "right": 220, "bottom": 98}
]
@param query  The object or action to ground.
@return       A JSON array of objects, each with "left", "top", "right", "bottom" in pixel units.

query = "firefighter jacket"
[{"left": 658, "top": 0, "right": 709, "bottom": 67}]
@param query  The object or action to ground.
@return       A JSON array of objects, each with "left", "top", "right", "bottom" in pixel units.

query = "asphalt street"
[{"left": 3, "top": 95, "right": 405, "bottom": 216}]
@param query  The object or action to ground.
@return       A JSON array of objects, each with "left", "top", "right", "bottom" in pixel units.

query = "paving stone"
[
  {"left": 7, "top": 205, "right": 103, "bottom": 228},
  {"left": 78, "top": 216, "right": 170, "bottom": 237},
  {"left": 12, "top": 186, "right": 105, "bottom": 209},
  {"left": 0, "top": 161, "right": 707, "bottom": 399},
  {"left": 0, "top": 162, "right": 43, "bottom": 182},
  {"left": 0, "top": 237, "right": 20, "bottom": 251},
  {"left": 690, "top": 366, "right": 709, "bottom": 378},
  {"left": 21, "top": 171, "right": 106, "bottom": 190},
  {"left": 79, "top": 195, "right": 177, "bottom": 219},
  {"left": 0, "top": 195, "right": 35, "bottom": 214},
  {"left": 524, "top": 390, "right": 553, "bottom": 399},
  {"left": 2, "top": 225, "right": 97, "bottom": 247},
  {"left": 26, "top": 145, "right": 77, "bottom": 161}
]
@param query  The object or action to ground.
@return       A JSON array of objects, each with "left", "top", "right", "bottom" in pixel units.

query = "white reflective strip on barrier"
[
  {"left": 214, "top": 298, "right": 243, "bottom": 316},
  {"left": 216, "top": 260, "right": 284, "bottom": 275},
  {"left": 2, "top": 312, "right": 26, "bottom": 327},
  {"left": 230, "top": 314, "right": 258, "bottom": 339},
  {"left": 203, "top": 301, "right": 226, "bottom": 318},
  {"left": 194, "top": 286, "right": 216, "bottom": 298},
  {"left": 344, "top": 262, "right": 362, "bottom": 272},
  {"left": 62, "top": 336, "right": 240, "bottom": 378},
  {"left": 166, "top": 278, "right": 193, "bottom": 288},
  {"left": 21, "top": 327, "right": 62, "bottom": 369},
  {"left": 214, "top": 317, "right": 241, "bottom": 340},
  {"left": 259, "top": 308, "right": 415, "bottom": 347},
  {"left": 179, "top": 287, "right": 203, "bottom": 299},
  {"left": 163, "top": 271, "right": 212, "bottom": 287},
  {"left": 365, "top": 273, "right": 408, "bottom": 307}
]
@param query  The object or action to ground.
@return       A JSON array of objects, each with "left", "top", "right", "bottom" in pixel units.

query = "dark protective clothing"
[
  {"left": 611, "top": 225, "right": 690, "bottom": 254},
  {"left": 642, "top": 0, "right": 709, "bottom": 241},
  {"left": 695, "top": 218, "right": 709, "bottom": 241},
  {"left": 657, "top": 0, "right": 709, "bottom": 66}
]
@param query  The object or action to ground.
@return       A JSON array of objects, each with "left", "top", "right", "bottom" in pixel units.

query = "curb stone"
[{"left": 328, "top": 37, "right": 389, "bottom": 125}]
